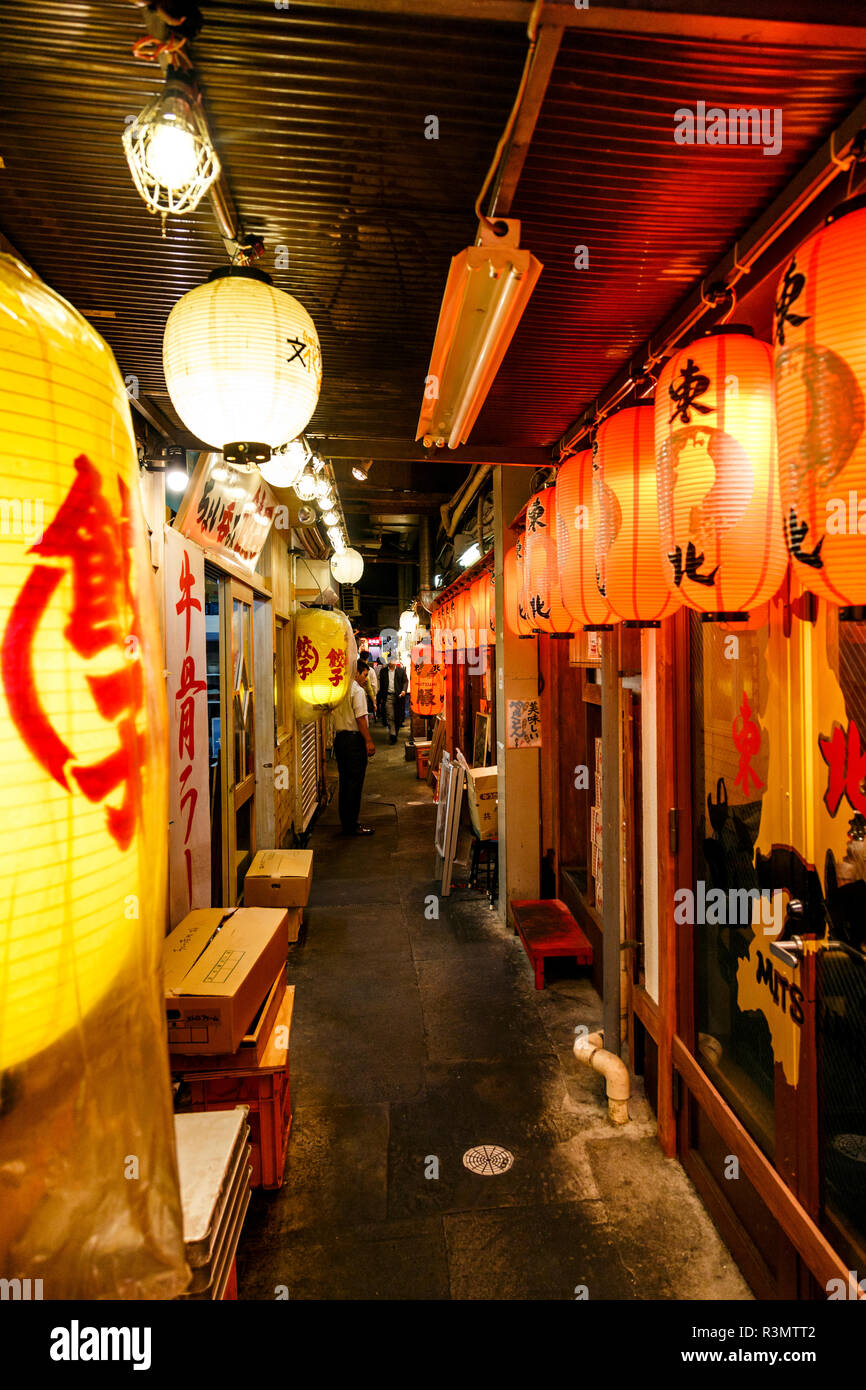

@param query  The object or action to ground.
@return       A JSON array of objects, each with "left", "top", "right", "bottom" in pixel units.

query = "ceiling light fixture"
[
  {"left": 123, "top": 72, "right": 221, "bottom": 229},
  {"left": 416, "top": 219, "right": 541, "bottom": 449},
  {"left": 294, "top": 471, "right": 318, "bottom": 502},
  {"left": 258, "top": 438, "right": 307, "bottom": 489},
  {"left": 459, "top": 541, "right": 482, "bottom": 568},
  {"left": 322, "top": 509, "right": 339, "bottom": 527},
  {"left": 165, "top": 467, "right": 189, "bottom": 493},
  {"left": 351, "top": 459, "right": 372, "bottom": 481}
]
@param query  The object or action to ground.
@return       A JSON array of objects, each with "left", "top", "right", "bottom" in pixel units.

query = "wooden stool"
[{"left": 511, "top": 898, "right": 593, "bottom": 990}]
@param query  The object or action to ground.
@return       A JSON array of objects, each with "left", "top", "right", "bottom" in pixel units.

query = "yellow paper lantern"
[
  {"left": 294, "top": 607, "right": 353, "bottom": 723},
  {"left": 163, "top": 266, "right": 322, "bottom": 455},
  {"left": 0, "top": 254, "right": 168, "bottom": 1071}
]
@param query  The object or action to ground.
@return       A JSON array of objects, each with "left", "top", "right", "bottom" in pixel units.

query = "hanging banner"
[
  {"left": 173, "top": 451, "right": 278, "bottom": 581},
  {"left": 164, "top": 527, "right": 211, "bottom": 926}
]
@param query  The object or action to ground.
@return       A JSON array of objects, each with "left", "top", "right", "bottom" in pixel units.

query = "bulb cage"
[{"left": 123, "top": 79, "right": 221, "bottom": 218}]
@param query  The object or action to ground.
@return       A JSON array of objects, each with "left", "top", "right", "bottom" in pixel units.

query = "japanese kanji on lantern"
[
  {"left": 774, "top": 198, "right": 866, "bottom": 610},
  {"left": 486, "top": 568, "right": 496, "bottom": 645},
  {"left": 294, "top": 606, "right": 353, "bottom": 722},
  {"left": 555, "top": 448, "right": 617, "bottom": 629},
  {"left": 523, "top": 487, "right": 574, "bottom": 635},
  {"left": 0, "top": 253, "right": 186, "bottom": 1296},
  {"left": 656, "top": 326, "right": 786, "bottom": 617},
  {"left": 504, "top": 540, "right": 535, "bottom": 637},
  {"left": 593, "top": 404, "right": 682, "bottom": 626},
  {"left": 410, "top": 642, "right": 445, "bottom": 716}
]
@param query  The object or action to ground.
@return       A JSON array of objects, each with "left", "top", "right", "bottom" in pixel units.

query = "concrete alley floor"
[{"left": 237, "top": 718, "right": 752, "bottom": 1301}]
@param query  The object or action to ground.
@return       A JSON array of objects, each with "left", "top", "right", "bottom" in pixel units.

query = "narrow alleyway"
[{"left": 237, "top": 720, "right": 752, "bottom": 1301}]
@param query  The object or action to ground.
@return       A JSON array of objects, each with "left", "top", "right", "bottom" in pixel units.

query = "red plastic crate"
[{"left": 183, "top": 1066, "right": 292, "bottom": 1189}]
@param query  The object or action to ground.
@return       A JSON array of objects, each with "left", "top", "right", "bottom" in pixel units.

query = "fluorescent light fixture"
[
  {"left": 416, "top": 219, "right": 542, "bottom": 449},
  {"left": 434, "top": 573, "right": 442, "bottom": 587},
  {"left": 459, "top": 542, "right": 481, "bottom": 568}
]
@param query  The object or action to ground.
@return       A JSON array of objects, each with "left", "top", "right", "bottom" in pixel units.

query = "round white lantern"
[
  {"left": 399, "top": 608, "right": 417, "bottom": 633},
  {"left": 331, "top": 548, "right": 364, "bottom": 585},
  {"left": 163, "top": 266, "right": 322, "bottom": 455}
]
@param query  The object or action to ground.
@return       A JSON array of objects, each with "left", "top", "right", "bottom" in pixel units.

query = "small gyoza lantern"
[
  {"left": 523, "top": 487, "right": 573, "bottom": 635},
  {"left": 656, "top": 327, "right": 786, "bottom": 617},
  {"left": 294, "top": 607, "right": 353, "bottom": 723},
  {"left": 555, "top": 448, "right": 617, "bottom": 628},
  {"left": 593, "top": 405, "right": 682, "bottom": 626},
  {"left": 774, "top": 198, "right": 866, "bottom": 610}
]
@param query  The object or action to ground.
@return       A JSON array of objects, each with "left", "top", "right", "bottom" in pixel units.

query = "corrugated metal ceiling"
[
  {"left": 0, "top": 1, "right": 526, "bottom": 443},
  {"left": 1, "top": 5, "right": 865, "bottom": 458},
  {"left": 477, "top": 24, "right": 866, "bottom": 445}
]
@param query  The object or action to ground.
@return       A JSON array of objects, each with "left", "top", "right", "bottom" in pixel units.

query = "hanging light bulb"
[
  {"left": 322, "top": 509, "right": 339, "bottom": 527},
  {"left": 311, "top": 453, "right": 326, "bottom": 474},
  {"left": 294, "top": 471, "right": 318, "bottom": 502},
  {"left": 314, "top": 475, "right": 333, "bottom": 502},
  {"left": 258, "top": 439, "right": 307, "bottom": 489},
  {"left": 123, "top": 74, "right": 221, "bottom": 221}
]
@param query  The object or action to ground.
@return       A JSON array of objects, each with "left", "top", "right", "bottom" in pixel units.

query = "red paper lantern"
[
  {"left": 594, "top": 405, "right": 682, "bottom": 625},
  {"left": 410, "top": 642, "right": 445, "bottom": 716},
  {"left": 656, "top": 327, "right": 786, "bottom": 616},
  {"left": 524, "top": 487, "right": 574, "bottom": 634},
  {"left": 774, "top": 197, "right": 866, "bottom": 608},
  {"left": 555, "top": 448, "right": 617, "bottom": 628},
  {"left": 504, "top": 540, "right": 534, "bottom": 637},
  {"left": 486, "top": 569, "right": 496, "bottom": 644}
]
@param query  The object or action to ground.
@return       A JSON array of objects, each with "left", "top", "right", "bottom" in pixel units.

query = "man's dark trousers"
[{"left": 334, "top": 729, "right": 368, "bottom": 832}]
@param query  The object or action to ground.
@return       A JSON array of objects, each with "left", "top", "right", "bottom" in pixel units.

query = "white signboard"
[{"left": 164, "top": 526, "right": 211, "bottom": 926}]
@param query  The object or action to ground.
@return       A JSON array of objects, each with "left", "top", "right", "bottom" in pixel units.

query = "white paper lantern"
[
  {"left": 331, "top": 548, "right": 364, "bottom": 584},
  {"left": 163, "top": 266, "right": 322, "bottom": 453},
  {"left": 400, "top": 608, "right": 417, "bottom": 633}
]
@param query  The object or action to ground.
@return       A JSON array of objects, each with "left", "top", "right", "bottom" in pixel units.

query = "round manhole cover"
[{"left": 462, "top": 1144, "right": 514, "bottom": 1176}]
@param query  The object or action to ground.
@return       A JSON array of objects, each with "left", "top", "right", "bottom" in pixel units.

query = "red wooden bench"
[{"left": 511, "top": 898, "right": 594, "bottom": 990}]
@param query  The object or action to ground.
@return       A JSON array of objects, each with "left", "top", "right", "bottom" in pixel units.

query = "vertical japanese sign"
[{"left": 164, "top": 527, "right": 210, "bottom": 926}]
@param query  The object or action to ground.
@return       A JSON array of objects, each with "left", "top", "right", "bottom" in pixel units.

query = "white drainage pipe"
[{"left": 573, "top": 1030, "right": 630, "bottom": 1125}]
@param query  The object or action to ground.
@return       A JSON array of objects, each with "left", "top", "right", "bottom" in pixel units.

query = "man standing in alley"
[
  {"left": 332, "top": 659, "right": 376, "bottom": 836},
  {"left": 380, "top": 654, "right": 408, "bottom": 744}
]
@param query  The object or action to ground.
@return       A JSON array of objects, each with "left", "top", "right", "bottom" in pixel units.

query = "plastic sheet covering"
[{"left": 0, "top": 254, "right": 188, "bottom": 1298}]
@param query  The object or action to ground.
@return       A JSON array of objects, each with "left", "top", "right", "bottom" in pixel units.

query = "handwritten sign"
[
  {"left": 165, "top": 527, "right": 211, "bottom": 926},
  {"left": 507, "top": 698, "right": 541, "bottom": 749},
  {"left": 173, "top": 452, "right": 278, "bottom": 581}
]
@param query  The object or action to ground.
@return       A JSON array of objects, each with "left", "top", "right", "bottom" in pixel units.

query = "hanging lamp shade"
[
  {"left": 410, "top": 642, "right": 445, "bottom": 716},
  {"left": 555, "top": 448, "right": 617, "bottom": 628},
  {"left": 523, "top": 487, "right": 574, "bottom": 634},
  {"left": 163, "top": 266, "right": 322, "bottom": 463},
  {"left": 504, "top": 541, "right": 534, "bottom": 637},
  {"left": 330, "top": 548, "right": 364, "bottom": 585},
  {"left": 773, "top": 196, "right": 866, "bottom": 609},
  {"left": 656, "top": 327, "right": 786, "bottom": 616},
  {"left": 594, "top": 405, "right": 682, "bottom": 625},
  {"left": 293, "top": 607, "right": 353, "bottom": 723}
]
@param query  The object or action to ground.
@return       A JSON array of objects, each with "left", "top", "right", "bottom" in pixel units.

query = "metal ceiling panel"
[{"left": 475, "top": 25, "right": 866, "bottom": 446}]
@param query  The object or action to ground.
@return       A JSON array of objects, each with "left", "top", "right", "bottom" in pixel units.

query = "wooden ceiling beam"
[{"left": 315, "top": 437, "right": 552, "bottom": 467}]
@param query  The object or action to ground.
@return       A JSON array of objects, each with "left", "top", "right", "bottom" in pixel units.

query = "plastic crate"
[{"left": 183, "top": 1067, "right": 292, "bottom": 1189}]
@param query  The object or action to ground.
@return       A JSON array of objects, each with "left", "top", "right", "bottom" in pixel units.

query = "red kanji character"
[
  {"left": 326, "top": 646, "right": 347, "bottom": 688},
  {"left": 216, "top": 500, "right": 236, "bottom": 545},
  {"left": 1, "top": 454, "right": 145, "bottom": 850},
  {"left": 732, "top": 690, "right": 765, "bottom": 796},
  {"left": 176, "top": 655, "right": 206, "bottom": 761},
  {"left": 176, "top": 550, "right": 201, "bottom": 651},
  {"left": 296, "top": 634, "right": 318, "bottom": 680},
  {"left": 819, "top": 720, "right": 866, "bottom": 817}
]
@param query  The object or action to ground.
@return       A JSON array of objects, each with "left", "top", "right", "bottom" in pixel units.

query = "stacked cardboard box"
[
  {"left": 244, "top": 849, "right": 313, "bottom": 942},
  {"left": 465, "top": 766, "right": 498, "bottom": 841}
]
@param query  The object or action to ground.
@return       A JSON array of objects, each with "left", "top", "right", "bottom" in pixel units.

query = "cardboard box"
[
  {"left": 245, "top": 849, "right": 313, "bottom": 908},
  {"left": 286, "top": 908, "right": 303, "bottom": 945},
  {"left": 465, "top": 766, "right": 498, "bottom": 841},
  {"left": 169, "top": 967, "right": 288, "bottom": 1070},
  {"left": 164, "top": 907, "right": 289, "bottom": 1054}
]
